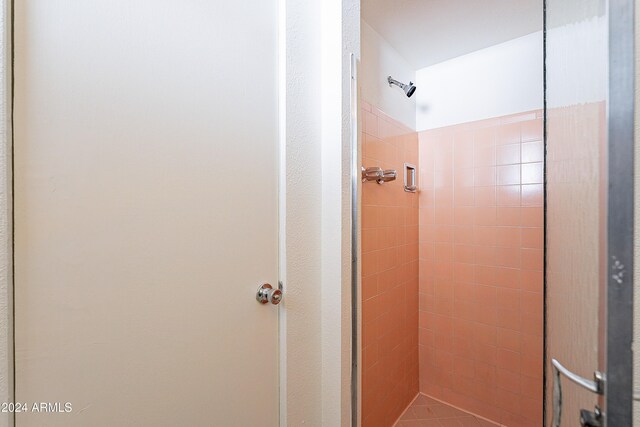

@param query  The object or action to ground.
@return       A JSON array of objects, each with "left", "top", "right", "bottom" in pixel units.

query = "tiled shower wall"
[
  {"left": 361, "top": 101, "right": 419, "bottom": 427},
  {"left": 418, "top": 111, "right": 544, "bottom": 426}
]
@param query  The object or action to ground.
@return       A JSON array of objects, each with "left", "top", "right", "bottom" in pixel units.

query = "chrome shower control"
[
  {"left": 377, "top": 169, "right": 397, "bottom": 184},
  {"left": 362, "top": 166, "right": 383, "bottom": 182},
  {"left": 362, "top": 166, "right": 397, "bottom": 184},
  {"left": 256, "top": 283, "right": 282, "bottom": 305}
]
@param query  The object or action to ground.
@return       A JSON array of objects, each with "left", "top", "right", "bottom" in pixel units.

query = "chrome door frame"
[
  {"left": 350, "top": 52, "right": 360, "bottom": 427},
  {"left": 604, "top": 0, "right": 635, "bottom": 424}
]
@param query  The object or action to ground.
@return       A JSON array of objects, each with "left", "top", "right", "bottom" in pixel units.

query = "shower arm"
[{"left": 387, "top": 76, "right": 402, "bottom": 87}]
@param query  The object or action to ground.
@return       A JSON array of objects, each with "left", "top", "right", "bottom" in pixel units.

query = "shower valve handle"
[{"left": 362, "top": 166, "right": 383, "bottom": 182}]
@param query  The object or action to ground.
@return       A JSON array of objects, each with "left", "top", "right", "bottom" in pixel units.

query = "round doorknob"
[
  {"left": 256, "top": 283, "right": 283, "bottom": 305},
  {"left": 269, "top": 288, "right": 283, "bottom": 305}
]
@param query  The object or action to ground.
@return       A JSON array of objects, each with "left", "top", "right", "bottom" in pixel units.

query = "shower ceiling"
[{"left": 362, "top": 0, "right": 542, "bottom": 68}]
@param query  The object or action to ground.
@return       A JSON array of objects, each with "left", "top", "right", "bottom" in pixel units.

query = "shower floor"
[{"left": 395, "top": 394, "right": 499, "bottom": 427}]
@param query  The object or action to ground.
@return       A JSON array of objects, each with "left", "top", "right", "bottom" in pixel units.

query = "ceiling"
[{"left": 362, "top": 0, "right": 543, "bottom": 69}]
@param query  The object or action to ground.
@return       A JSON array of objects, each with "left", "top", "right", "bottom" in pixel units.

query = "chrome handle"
[
  {"left": 552, "top": 359, "right": 602, "bottom": 393},
  {"left": 377, "top": 169, "right": 397, "bottom": 183},
  {"left": 256, "top": 283, "right": 282, "bottom": 305},
  {"left": 551, "top": 358, "right": 604, "bottom": 427},
  {"left": 361, "top": 167, "right": 383, "bottom": 182},
  {"left": 362, "top": 167, "right": 397, "bottom": 184}
]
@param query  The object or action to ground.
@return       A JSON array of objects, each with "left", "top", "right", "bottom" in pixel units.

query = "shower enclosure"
[{"left": 356, "top": 0, "right": 635, "bottom": 425}]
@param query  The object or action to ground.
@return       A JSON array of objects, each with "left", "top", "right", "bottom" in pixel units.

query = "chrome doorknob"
[{"left": 256, "top": 283, "right": 282, "bottom": 305}]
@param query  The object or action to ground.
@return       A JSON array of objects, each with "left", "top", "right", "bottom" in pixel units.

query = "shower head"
[{"left": 388, "top": 76, "right": 417, "bottom": 98}]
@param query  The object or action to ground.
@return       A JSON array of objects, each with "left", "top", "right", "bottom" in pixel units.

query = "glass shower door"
[{"left": 545, "top": 0, "right": 634, "bottom": 425}]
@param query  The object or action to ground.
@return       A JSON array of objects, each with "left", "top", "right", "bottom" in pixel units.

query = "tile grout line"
[
  {"left": 391, "top": 392, "right": 421, "bottom": 427},
  {"left": 418, "top": 393, "right": 504, "bottom": 427}
]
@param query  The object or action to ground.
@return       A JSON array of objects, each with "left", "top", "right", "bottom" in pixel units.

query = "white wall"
[
  {"left": 361, "top": 21, "right": 415, "bottom": 130},
  {"left": 270, "top": 0, "right": 361, "bottom": 425},
  {"left": 281, "top": 0, "right": 323, "bottom": 424},
  {"left": 415, "top": 31, "right": 543, "bottom": 130},
  {"left": 282, "top": 0, "right": 358, "bottom": 425},
  {"left": 320, "top": 0, "right": 359, "bottom": 425}
]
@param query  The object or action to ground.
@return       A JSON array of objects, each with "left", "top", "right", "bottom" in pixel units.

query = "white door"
[{"left": 13, "top": 1, "right": 280, "bottom": 426}]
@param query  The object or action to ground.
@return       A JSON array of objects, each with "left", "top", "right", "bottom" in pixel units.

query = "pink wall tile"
[
  {"left": 418, "top": 111, "right": 544, "bottom": 426},
  {"left": 361, "top": 104, "right": 419, "bottom": 427},
  {"left": 497, "top": 164, "right": 521, "bottom": 186},
  {"left": 521, "top": 162, "right": 544, "bottom": 184},
  {"left": 474, "top": 167, "right": 497, "bottom": 186},
  {"left": 521, "top": 141, "right": 544, "bottom": 163},
  {"left": 497, "top": 185, "right": 521, "bottom": 207},
  {"left": 497, "top": 143, "right": 521, "bottom": 165}
]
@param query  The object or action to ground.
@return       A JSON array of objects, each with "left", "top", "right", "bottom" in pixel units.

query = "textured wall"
[
  {"left": 361, "top": 100, "right": 419, "bottom": 427},
  {"left": 318, "top": 0, "right": 360, "bottom": 424},
  {"left": 282, "top": 1, "right": 324, "bottom": 424},
  {"left": 284, "top": 0, "right": 360, "bottom": 424},
  {"left": 418, "top": 111, "right": 544, "bottom": 426},
  {"left": 360, "top": 21, "right": 416, "bottom": 130}
]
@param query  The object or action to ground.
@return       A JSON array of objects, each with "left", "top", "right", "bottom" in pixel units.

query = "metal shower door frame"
[
  {"left": 350, "top": 0, "right": 636, "bottom": 423},
  {"left": 603, "top": 0, "right": 634, "bottom": 425},
  {"left": 350, "top": 52, "right": 361, "bottom": 427}
]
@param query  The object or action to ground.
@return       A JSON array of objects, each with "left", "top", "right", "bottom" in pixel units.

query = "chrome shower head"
[{"left": 388, "top": 76, "right": 417, "bottom": 98}]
